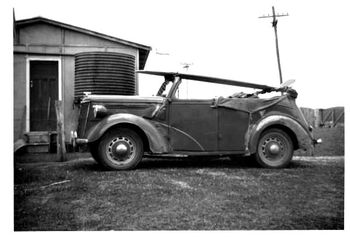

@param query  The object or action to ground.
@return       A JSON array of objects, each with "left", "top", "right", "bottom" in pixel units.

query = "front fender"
[
  {"left": 247, "top": 115, "right": 314, "bottom": 154},
  {"left": 87, "top": 113, "right": 168, "bottom": 153}
]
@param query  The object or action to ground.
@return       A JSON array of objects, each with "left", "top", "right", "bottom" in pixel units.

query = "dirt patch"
[{"left": 168, "top": 179, "right": 194, "bottom": 190}]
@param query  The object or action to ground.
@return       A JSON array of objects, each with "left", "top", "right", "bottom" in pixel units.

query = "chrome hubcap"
[
  {"left": 107, "top": 136, "right": 135, "bottom": 163},
  {"left": 269, "top": 143, "right": 280, "bottom": 155},
  {"left": 115, "top": 143, "right": 128, "bottom": 158},
  {"left": 261, "top": 137, "right": 284, "bottom": 160}
]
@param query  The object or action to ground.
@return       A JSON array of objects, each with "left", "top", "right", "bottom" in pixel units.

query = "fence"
[{"left": 300, "top": 107, "right": 344, "bottom": 128}]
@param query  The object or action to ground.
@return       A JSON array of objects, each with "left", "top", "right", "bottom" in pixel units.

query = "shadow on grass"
[
  {"left": 138, "top": 156, "right": 258, "bottom": 170},
  {"left": 65, "top": 156, "right": 262, "bottom": 171},
  {"left": 15, "top": 152, "right": 315, "bottom": 174},
  {"left": 69, "top": 156, "right": 313, "bottom": 172}
]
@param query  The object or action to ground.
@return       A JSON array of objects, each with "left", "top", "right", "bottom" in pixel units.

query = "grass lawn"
[
  {"left": 14, "top": 155, "right": 344, "bottom": 230},
  {"left": 311, "top": 125, "right": 344, "bottom": 156}
]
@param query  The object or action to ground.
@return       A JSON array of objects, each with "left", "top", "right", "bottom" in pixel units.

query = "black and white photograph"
[{"left": 2, "top": 0, "right": 348, "bottom": 234}]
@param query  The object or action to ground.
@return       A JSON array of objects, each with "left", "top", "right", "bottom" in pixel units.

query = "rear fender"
[
  {"left": 86, "top": 113, "right": 168, "bottom": 153},
  {"left": 247, "top": 115, "right": 313, "bottom": 154}
]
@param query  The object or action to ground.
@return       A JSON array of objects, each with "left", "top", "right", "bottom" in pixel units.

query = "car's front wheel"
[
  {"left": 89, "top": 143, "right": 102, "bottom": 164},
  {"left": 254, "top": 128, "right": 293, "bottom": 168},
  {"left": 98, "top": 128, "right": 144, "bottom": 170}
]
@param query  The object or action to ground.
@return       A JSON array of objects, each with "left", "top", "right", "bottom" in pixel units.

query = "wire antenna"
[
  {"left": 259, "top": 6, "right": 289, "bottom": 85},
  {"left": 180, "top": 62, "right": 193, "bottom": 98},
  {"left": 180, "top": 62, "right": 193, "bottom": 71}
]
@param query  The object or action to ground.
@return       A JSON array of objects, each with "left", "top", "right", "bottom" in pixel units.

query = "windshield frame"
[{"left": 156, "top": 75, "right": 177, "bottom": 98}]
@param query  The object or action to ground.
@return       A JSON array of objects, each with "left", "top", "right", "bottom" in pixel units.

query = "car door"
[
  {"left": 218, "top": 107, "right": 250, "bottom": 151},
  {"left": 168, "top": 99, "right": 218, "bottom": 151}
]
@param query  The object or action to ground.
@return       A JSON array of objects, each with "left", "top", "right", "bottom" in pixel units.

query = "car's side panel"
[
  {"left": 218, "top": 108, "right": 250, "bottom": 151},
  {"left": 86, "top": 113, "right": 169, "bottom": 153},
  {"left": 247, "top": 114, "right": 314, "bottom": 154},
  {"left": 168, "top": 99, "right": 218, "bottom": 151}
]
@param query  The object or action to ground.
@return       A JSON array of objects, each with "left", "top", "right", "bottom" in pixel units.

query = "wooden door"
[{"left": 30, "top": 61, "right": 58, "bottom": 131}]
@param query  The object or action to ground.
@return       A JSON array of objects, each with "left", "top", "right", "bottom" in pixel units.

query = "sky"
[{"left": 8, "top": 0, "right": 350, "bottom": 108}]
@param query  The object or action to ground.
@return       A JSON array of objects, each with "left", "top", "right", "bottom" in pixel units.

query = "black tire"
[
  {"left": 98, "top": 128, "right": 144, "bottom": 170},
  {"left": 89, "top": 143, "right": 102, "bottom": 163},
  {"left": 254, "top": 128, "right": 293, "bottom": 168}
]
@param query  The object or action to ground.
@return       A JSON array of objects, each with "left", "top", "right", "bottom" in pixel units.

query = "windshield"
[{"left": 138, "top": 74, "right": 173, "bottom": 97}]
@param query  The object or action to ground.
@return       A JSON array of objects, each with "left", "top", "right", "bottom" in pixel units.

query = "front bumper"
[{"left": 70, "top": 131, "right": 88, "bottom": 148}]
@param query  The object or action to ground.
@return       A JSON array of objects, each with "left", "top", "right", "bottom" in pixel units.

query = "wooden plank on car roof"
[{"left": 137, "top": 70, "right": 275, "bottom": 90}]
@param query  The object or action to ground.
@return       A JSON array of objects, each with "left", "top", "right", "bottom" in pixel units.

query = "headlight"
[{"left": 93, "top": 105, "right": 108, "bottom": 118}]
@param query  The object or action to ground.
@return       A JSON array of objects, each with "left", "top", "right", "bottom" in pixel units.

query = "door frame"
[{"left": 26, "top": 56, "right": 62, "bottom": 132}]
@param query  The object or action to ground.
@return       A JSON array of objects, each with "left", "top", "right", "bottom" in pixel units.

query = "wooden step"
[
  {"left": 22, "top": 131, "right": 57, "bottom": 153},
  {"left": 24, "top": 131, "right": 57, "bottom": 143},
  {"left": 26, "top": 143, "right": 50, "bottom": 153},
  {"left": 25, "top": 131, "right": 50, "bottom": 144}
]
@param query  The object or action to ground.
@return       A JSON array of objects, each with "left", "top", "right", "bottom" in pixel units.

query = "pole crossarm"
[{"left": 259, "top": 14, "right": 289, "bottom": 18}]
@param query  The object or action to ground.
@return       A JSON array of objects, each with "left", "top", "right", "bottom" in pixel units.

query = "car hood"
[
  {"left": 82, "top": 95, "right": 165, "bottom": 104},
  {"left": 81, "top": 95, "right": 165, "bottom": 119}
]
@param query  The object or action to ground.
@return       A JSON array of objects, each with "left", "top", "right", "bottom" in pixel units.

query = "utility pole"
[{"left": 259, "top": 6, "right": 289, "bottom": 85}]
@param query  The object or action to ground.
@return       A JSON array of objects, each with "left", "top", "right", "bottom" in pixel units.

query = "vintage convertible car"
[{"left": 72, "top": 71, "right": 321, "bottom": 170}]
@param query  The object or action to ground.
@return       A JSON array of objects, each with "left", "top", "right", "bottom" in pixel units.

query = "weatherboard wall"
[{"left": 13, "top": 20, "right": 141, "bottom": 143}]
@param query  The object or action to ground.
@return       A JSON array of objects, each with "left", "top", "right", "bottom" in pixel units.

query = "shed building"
[{"left": 14, "top": 17, "right": 151, "bottom": 152}]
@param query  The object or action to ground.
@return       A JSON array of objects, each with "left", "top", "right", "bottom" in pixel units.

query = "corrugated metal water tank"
[{"left": 75, "top": 52, "right": 136, "bottom": 100}]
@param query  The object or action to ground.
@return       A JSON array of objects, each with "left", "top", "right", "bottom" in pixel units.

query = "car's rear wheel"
[
  {"left": 98, "top": 128, "right": 143, "bottom": 170},
  {"left": 254, "top": 128, "right": 293, "bottom": 168}
]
